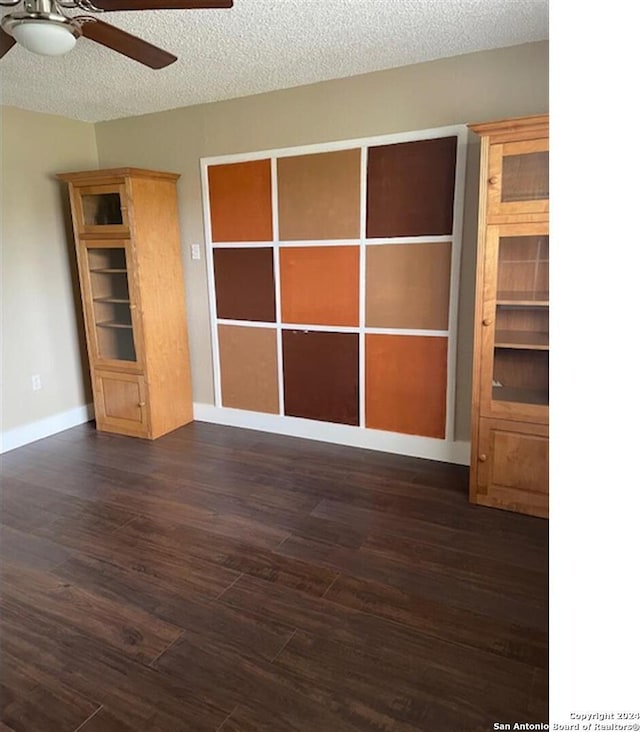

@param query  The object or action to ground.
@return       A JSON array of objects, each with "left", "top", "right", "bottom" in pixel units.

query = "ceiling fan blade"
[
  {"left": 0, "top": 27, "right": 17, "bottom": 58},
  {"left": 80, "top": 18, "right": 176, "bottom": 69},
  {"left": 92, "top": 0, "right": 232, "bottom": 10}
]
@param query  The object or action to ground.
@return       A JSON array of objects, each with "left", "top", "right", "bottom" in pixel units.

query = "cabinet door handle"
[
  {"left": 489, "top": 176, "right": 498, "bottom": 185},
  {"left": 482, "top": 318, "right": 493, "bottom": 326},
  {"left": 479, "top": 454, "right": 487, "bottom": 462},
  {"left": 138, "top": 402, "right": 146, "bottom": 407}
]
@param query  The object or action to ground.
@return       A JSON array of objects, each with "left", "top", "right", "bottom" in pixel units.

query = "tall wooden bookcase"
[
  {"left": 58, "top": 168, "right": 193, "bottom": 439},
  {"left": 468, "top": 115, "right": 549, "bottom": 518}
]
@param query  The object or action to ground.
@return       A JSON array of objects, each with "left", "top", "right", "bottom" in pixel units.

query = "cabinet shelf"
[
  {"left": 500, "top": 259, "right": 549, "bottom": 264},
  {"left": 96, "top": 321, "right": 133, "bottom": 330},
  {"left": 494, "top": 330, "right": 549, "bottom": 350},
  {"left": 497, "top": 290, "right": 549, "bottom": 306},
  {"left": 90, "top": 268, "right": 128, "bottom": 274},
  {"left": 492, "top": 386, "right": 549, "bottom": 405},
  {"left": 93, "top": 297, "right": 131, "bottom": 304}
]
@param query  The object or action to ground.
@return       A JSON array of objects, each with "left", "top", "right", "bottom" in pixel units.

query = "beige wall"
[
  {"left": 1, "top": 106, "right": 98, "bottom": 434},
  {"left": 1, "top": 40, "right": 547, "bottom": 445},
  {"left": 96, "top": 41, "right": 548, "bottom": 441}
]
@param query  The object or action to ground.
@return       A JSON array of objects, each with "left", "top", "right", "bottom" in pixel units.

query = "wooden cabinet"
[
  {"left": 58, "top": 168, "right": 193, "bottom": 439},
  {"left": 468, "top": 116, "right": 549, "bottom": 518}
]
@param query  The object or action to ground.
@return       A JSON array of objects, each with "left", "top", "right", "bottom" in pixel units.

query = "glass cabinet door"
[
  {"left": 73, "top": 183, "right": 129, "bottom": 235},
  {"left": 480, "top": 223, "right": 549, "bottom": 421},
  {"left": 82, "top": 243, "right": 141, "bottom": 367},
  {"left": 487, "top": 138, "right": 549, "bottom": 222}
]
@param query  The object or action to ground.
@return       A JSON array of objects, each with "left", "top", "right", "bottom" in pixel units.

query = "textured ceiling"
[{"left": 0, "top": 0, "right": 548, "bottom": 122}]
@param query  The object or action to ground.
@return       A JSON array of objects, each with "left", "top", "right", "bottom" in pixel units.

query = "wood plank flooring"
[{"left": 0, "top": 422, "right": 548, "bottom": 731}]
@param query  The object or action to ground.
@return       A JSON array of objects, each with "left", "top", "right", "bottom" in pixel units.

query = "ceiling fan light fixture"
[{"left": 7, "top": 17, "right": 79, "bottom": 56}]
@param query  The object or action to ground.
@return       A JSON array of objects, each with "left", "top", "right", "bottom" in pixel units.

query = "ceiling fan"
[{"left": 0, "top": 0, "right": 233, "bottom": 68}]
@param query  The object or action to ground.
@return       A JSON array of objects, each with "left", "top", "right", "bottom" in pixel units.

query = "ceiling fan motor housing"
[{"left": 1, "top": 0, "right": 82, "bottom": 56}]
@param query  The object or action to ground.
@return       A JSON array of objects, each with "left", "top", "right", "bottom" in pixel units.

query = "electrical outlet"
[
  {"left": 190, "top": 244, "right": 201, "bottom": 261},
  {"left": 31, "top": 374, "right": 42, "bottom": 391}
]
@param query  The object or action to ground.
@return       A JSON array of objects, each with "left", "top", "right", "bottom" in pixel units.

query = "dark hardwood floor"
[{"left": 0, "top": 422, "right": 548, "bottom": 731}]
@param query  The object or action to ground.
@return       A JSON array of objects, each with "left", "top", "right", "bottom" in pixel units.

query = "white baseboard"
[
  {"left": 0, "top": 403, "right": 95, "bottom": 454},
  {"left": 193, "top": 403, "right": 470, "bottom": 465}
]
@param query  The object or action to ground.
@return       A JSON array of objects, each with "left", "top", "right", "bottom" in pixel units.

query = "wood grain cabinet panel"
[
  {"left": 475, "top": 418, "right": 548, "bottom": 518},
  {"left": 93, "top": 371, "right": 148, "bottom": 437},
  {"left": 58, "top": 168, "right": 193, "bottom": 440},
  {"left": 468, "top": 116, "right": 549, "bottom": 517}
]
